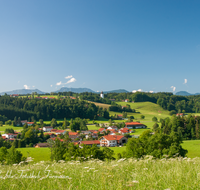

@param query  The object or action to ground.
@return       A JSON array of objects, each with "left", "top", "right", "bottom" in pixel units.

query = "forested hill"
[
  {"left": 0, "top": 96, "right": 109, "bottom": 121},
  {"left": 79, "top": 92, "right": 200, "bottom": 114}
]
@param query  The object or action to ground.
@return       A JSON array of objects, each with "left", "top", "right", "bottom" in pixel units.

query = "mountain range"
[
  {"left": 1, "top": 88, "right": 200, "bottom": 96},
  {"left": 175, "top": 91, "right": 200, "bottom": 96},
  {"left": 0, "top": 88, "right": 129, "bottom": 95}
]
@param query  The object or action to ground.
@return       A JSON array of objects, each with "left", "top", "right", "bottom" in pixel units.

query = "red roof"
[
  {"left": 102, "top": 135, "right": 125, "bottom": 141},
  {"left": 125, "top": 122, "right": 144, "bottom": 126},
  {"left": 2, "top": 136, "right": 6, "bottom": 139},
  {"left": 98, "top": 128, "right": 105, "bottom": 132},
  {"left": 55, "top": 130, "right": 65, "bottom": 133},
  {"left": 27, "top": 122, "right": 34, "bottom": 124},
  {"left": 119, "top": 129, "right": 129, "bottom": 133},
  {"left": 69, "top": 132, "right": 78, "bottom": 136},
  {"left": 51, "top": 137, "right": 64, "bottom": 142},
  {"left": 118, "top": 115, "right": 123, "bottom": 117},
  {"left": 80, "top": 140, "right": 100, "bottom": 145},
  {"left": 51, "top": 129, "right": 58, "bottom": 132}
]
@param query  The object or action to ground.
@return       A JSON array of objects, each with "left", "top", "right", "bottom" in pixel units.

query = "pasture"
[{"left": 17, "top": 140, "right": 200, "bottom": 162}]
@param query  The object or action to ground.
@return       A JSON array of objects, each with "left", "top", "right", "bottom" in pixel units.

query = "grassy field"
[
  {"left": 1, "top": 156, "right": 200, "bottom": 189},
  {"left": 17, "top": 140, "right": 200, "bottom": 162},
  {"left": 88, "top": 101, "right": 111, "bottom": 109},
  {"left": 0, "top": 125, "right": 23, "bottom": 133},
  {"left": 18, "top": 148, "right": 51, "bottom": 162}
]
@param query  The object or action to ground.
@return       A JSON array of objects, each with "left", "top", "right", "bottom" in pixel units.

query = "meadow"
[
  {"left": 1, "top": 156, "right": 200, "bottom": 189},
  {"left": 16, "top": 140, "right": 200, "bottom": 163}
]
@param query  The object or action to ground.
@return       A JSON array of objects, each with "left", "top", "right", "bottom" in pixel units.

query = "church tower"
[{"left": 100, "top": 91, "right": 104, "bottom": 98}]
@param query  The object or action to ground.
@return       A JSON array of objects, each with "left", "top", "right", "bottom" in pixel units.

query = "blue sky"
[{"left": 0, "top": 0, "right": 200, "bottom": 93}]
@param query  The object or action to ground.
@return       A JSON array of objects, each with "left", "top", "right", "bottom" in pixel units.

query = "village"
[{"left": 1, "top": 119, "right": 147, "bottom": 148}]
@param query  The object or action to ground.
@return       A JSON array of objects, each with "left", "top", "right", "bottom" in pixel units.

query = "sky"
[{"left": 0, "top": 0, "right": 200, "bottom": 94}]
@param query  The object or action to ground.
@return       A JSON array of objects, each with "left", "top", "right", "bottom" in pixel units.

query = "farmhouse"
[
  {"left": 125, "top": 122, "right": 147, "bottom": 129},
  {"left": 98, "top": 128, "right": 106, "bottom": 133},
  {"left": 2, "top": 133, "right": 18, "bottom": 139},
  {"left": 43, "top": 126, "right": 53, "bottom": 132},
  {"left": 117, "top": 115, "right": 123, "bottom": 119},
  {"left": 78, "top": 140, "right": 100, "bottom": 147},
  {"left": 68, "top": 132, "right": 79, "bottom": 136},
  {"left": 99, "top": 135, "right": 127, "bottom": 147},
  {"left": 176, "top": 113, "right": 185, "bottom": 117},
  {"left": 27, "top": 122, "right": 34, "bottom": 126},
  {"left": 10, "top": 94, "right": 19, "bottom": 97},
  {"left": 125, "top": 99, "right": 129, "bottom": 102},
  {"left": 118, "top": 128, "right": 130, "bottom": 135},
  {"left": 35, "top": 143, "right": 50, "bottom": 148},
  {"left": 55, "top": 130, "right": 66, "bottom": 135},
  {"left": 21, "top": 120, "right": 28, "bottom": 125}
]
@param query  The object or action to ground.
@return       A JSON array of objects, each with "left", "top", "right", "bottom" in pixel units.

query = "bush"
[{"left": 152, "top": 116, "right": 158, "bottom": 122}]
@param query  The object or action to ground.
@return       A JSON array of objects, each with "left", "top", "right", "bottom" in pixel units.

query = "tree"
[
  {"left": 152, "top": 116, "right": 158, "bottom": 122},
  {"left": 140, "top": 115, "right": 145, "bottom": 119},
  {"left": 153, "top": 123, "right": 159, "bottom": 132},
  {"left": 5, "top": 128, "right": 14, "bottom": 134},
  {"left": 196, "top": 120, "right": 200, "bottom": 139},
  {"left": 51, "top": 118, "right": 57, "bottom": 128},
  {"left": 6, "top": 146, "right": 25, "bottom": 165},
  {"left": 39, "top": 119, "right": 43, "bottom": 125},
  {"left": 122, "top": 112, "right": 127, "bottom": 118}
]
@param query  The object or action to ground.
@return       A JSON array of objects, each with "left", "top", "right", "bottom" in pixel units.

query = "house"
[
  {"left": 98, "top": 128, "right": 106, "bottom": 133},
  {"left": 125, "top": 122, "right": 147, "bottom": 129},
  {"left": 80, "top": 131, "right": 92, "bottom": 135},
  {"left": 125, "top": 99, "right": 129, "bottom": 102},
  {"left": 69, "top": 96, "right": 76, "bottom": 99},
  {"left": 118, "top": 128, "right": 130, "bottom": 135},
  {"left": 43, "top": 126, "right": 53, "bottom": 132},
  {"left": 100, "top": 135, "right": 127, "bottom": 147},
  {"left": 69, "top": 135, "right": 82, "bottom": 141},
  {"left": 21, "top": 120, "right": 28, "bottom": 125},
  {"left": 10, "top": 94, "right": 19, "bottom": 97},
  {"left": 117, "top": 115, "right": 123, "bottom": 119},
  {"left": 78, "top": 140, "right": 100, "bottom": 147},
  {"left": 35, "top": 143, "right": 50, "bottom": 148},
  {"left": 122, "top": 106, "right": 127, "bottom": 109},
  {"left": 27, "top": 122, "right": 34, "bottom": 126},
  {"left": 107, "top": 126, "right": 118, "bottom": 130},
  {"left": 55, "top": 130, "right": 66, "bottom": 135},
  {"left": 176, "top": 113, "right": 184, "bottom": 117},
  {"left": 2, "top": 133, "right": 18, "bottom": 139},
  {"left": 51, "top": 129, "right": 58, "bottom": 133},
  {"left": 68, "top": 132, "right": 79, "bottom": 136},
  {"left": 50, "top": 137, "right": 64, "bottom": 142},
  {"left": 85, "top": 133, "right": 98, "bottom": 139}
]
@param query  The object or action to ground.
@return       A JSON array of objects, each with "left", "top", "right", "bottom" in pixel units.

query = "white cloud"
[
  {"left": 149, "top": 91, "right": 154, "bottom": 93},
  {"left": 24, "top": 85, "right": 30, "bottom": 89},
  {"left": 56, "top": 81, "right": 62, "bottom": 86},
  {"left": 183, "top": 79, "right": 187, "bottom": 84},
  {"left": 97, "top": 91, "right": 99, "bottom": 92},
  {"left": 65, "top": 75, "right": 73, "bottom": 79},
  {"left": 50, "top": 85, "right": 53, "bottom": 87},
  {"left": 66, "top": 77, "right": 76, "bottom": 84},
  {"left": 171, "top": 86, "right": 176, "bottom": 92},
  {"left": 132, "top": 89, "right": 143, "bottom": 93}
]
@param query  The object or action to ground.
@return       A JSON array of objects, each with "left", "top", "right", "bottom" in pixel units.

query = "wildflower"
[
  {"left": 143, "top": 168, "right": 148, "bottom": 170},
  {"left": 94, "top": 170, "right": 98, "bottom": 172},
  {"left": 132, "top": 180, "right": 139, "bottom": 183},
  {"left": 84, "top": 167, "right": 89, "bottom": 169}
]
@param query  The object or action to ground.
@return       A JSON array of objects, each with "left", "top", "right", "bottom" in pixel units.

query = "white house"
[
  {"left": 2, "top": 133, "right": 17, "bottom": 139},
  {"left": 99, "top": 135, "right": 127, "bottom": 147},
  {"left": 43, "top": 126, "right": 53, "bottom": 132}
]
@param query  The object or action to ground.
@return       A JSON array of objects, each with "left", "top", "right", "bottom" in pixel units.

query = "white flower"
[{"left": 132, "top": 180, "right": 139, "bottom": 183}]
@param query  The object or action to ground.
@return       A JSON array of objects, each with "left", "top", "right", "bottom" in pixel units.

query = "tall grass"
[{"left": 1, "top": 156, "right": 200, "bottom": 189}]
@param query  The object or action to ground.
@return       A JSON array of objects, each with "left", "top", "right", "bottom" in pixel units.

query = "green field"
[
  {"left": 16, "top": 140, "right": 200, "bottom": 162},
  {"left": 0, "top": 125, "right": 23, "bottom": 133},
  {"left": 18, "top": 148, "right": 51, "bottom": 162}
]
